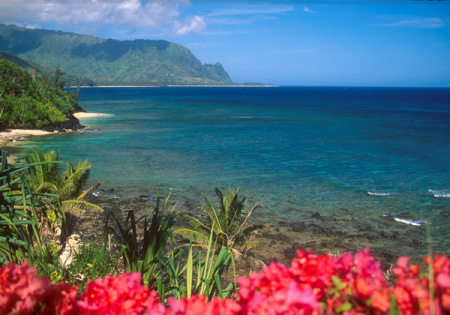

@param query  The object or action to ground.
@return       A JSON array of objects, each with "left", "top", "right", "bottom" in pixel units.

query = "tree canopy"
[{"left": 0, "top": 59, "right": 78, "bottom": 129}]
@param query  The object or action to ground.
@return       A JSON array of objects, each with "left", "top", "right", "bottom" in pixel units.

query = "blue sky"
[{"left": 1, "top": 1, "right": 449, "bottom": 87}]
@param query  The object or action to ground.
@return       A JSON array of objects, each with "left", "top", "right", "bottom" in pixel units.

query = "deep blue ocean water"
[{"left": 17, "top": 86, "right": 450, "bottom": 253}]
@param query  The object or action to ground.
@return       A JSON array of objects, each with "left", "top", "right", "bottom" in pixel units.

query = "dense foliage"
[
  {"left": 0, "top": 51, "right": 95, "bottom": 87},
  {"left": 1, "top": 249, "right": 449, "bottom": 314},
  {"left": 0, "top": 59, "right": 78, "bottom": 129},
  {"left": 0, "top": 24, "right": 233, "bottom": 86}
]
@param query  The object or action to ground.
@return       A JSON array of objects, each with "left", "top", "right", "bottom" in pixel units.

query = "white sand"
[
  {"left": 73, "top": 112, "right": 110, "bottom": 118},
  {"left": 0, "top": 129, "right": 56, "bottom": 149}
]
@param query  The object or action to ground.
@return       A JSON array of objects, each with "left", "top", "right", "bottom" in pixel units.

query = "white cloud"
[
  {"left": 0, "top": 0, "right": 205, "bottom": 35},
  {"left": 173, "top": 15, "right": 206, "bottom": 35},
  {"left": 303, "top": 6, "right": 316, "bottom": 14},
  {"left": 380, "top": 17, "right": 445, "bottom": 29},
  {"left": 207, "top": 6, "right": 294, "bottom": 17}
]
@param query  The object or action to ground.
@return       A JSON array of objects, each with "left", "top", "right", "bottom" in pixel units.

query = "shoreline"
[
  {"left": 71, "top": 85, "right": 279, "bottom": 88},
  {"left": 73, "top": 112, "right": 111, "bottom": 119},
  {"left": 78, "top": 191, "right": 434, "bottom": 273},
  {"left": 0, "top": 129, "right": 57, "bottom": 148},
  {"left": 0, "top": 112, "right": 110, "bottom": 149}
]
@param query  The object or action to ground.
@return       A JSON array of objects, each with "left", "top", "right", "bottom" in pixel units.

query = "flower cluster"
[
  {"left": 0, "top": 260, "right": 77, "bottom": 314},
  {"left": 392, "top": 253, "right": 450, "bottom": 314},
  {"left": 1, "top": 248, "right": 449, "bottom": 314}
]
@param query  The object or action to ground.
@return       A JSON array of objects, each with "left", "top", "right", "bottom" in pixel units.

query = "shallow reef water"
[{"left": 13, "top": 86, "right": 450, "bottom": 264}]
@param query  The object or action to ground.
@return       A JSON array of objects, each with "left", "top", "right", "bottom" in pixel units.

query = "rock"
[
  {"left": 292, "top": 222, "right": 306, "bottom": 232},
  {"left": 311, "top": 212, "right": 323, "bottom": 220},
  {"left": 308, "top": 223, "right": 326, "bottom": 234}
]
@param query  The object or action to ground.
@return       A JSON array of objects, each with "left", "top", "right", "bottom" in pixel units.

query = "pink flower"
[
  {"left": 353, "top": 248, "right": 387, "bottom": 301},
  {"left": 167, "top": 295, "right": 240, "bottom": 315},
  {"left": 290, "top": 249, "right": 337, "bottom": 300},
  {"left": 0, "top": 260, "right": 77, "bottom": 314},
  {"left": 77, "top": 273, "right": 165, "bottom": 315},
  {"left": 236, "top": 259, "right": 322, "bottom": 314}
]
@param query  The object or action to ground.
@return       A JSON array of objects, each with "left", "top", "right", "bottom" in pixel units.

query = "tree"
[
  {"left": 25, "top": 148, "right": 103, "bottom": 216},
  {"left": 175, "top": 187, "right": 264, "bottom": 260},
  {"left": 0, "top": 59, "right": 78, "bottom": 129}
]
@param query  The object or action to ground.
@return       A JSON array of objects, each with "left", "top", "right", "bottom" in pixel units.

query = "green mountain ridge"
[
  {"left": 0, "top": 24, "right": 233, "bottom": 86},
  {"left": 0, "top": 51, "right": 95, "bottom": 87}
]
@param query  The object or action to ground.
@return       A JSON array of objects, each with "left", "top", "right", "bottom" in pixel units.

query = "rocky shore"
[{"left": 72, "top": 189, "right": 440, "bottom": 274}]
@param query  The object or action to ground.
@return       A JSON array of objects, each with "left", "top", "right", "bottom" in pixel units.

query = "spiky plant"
[
  {"left": 175, "top": 187, "right": 264, "bottom": 260},
  {"left": 25, "top": 147, "right": 103, "bottom": 215}
]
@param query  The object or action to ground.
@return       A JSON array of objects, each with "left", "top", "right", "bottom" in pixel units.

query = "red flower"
[
  {"left": 353, "top": 248, "right": 387, "bottom": 301},
  {"left": 236, "top": 259, "right": 322, "bottom": 314},
  {"left": 167, "top": 295, "right": 240, "bottom": 315},
  {"left": 0, "top": 260, "right": 77, "bottom": 314},
  {"left": 77, "top": 273, "right": 165, "bottom": 315},
  {"left": 290, "top": 249, "right": 337, "bottom": 300}
]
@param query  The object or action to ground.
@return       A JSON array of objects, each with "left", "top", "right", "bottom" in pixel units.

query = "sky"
[{"left": 1, "top": 0, "right": 449, "bottom": 87}]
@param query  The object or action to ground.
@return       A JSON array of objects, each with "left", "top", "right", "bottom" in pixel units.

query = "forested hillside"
[
  {"left": 0, "top": 59, "right": 82, "bottom": 130},
  {"left": 0, "top": 51, "right": 95, "bottom": 87},
  {"left": 0, "top": 24, "right": 233, "bottom": 86}
]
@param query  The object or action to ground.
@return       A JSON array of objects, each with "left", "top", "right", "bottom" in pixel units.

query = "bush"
[
  {"left": 67, "top": 242, "right": 116, "bottom": 291},
  {"left": 1, "top": 248, "right": 449, "bottom": 314}
]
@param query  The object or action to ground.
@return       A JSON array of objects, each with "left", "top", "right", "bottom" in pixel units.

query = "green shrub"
[{"left": 68, "top": 242, "right": 116, "bottom": 291}]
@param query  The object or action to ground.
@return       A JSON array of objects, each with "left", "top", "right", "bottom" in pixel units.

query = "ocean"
[{"left": 13, "top": 86, "right": 450, "bottom": 259}]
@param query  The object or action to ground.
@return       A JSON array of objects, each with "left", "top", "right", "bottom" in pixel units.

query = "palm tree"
[
  {"left": 25, "top": 147, "right": 103, "bottom": 215},
  {"left": 175, "top": 187, "right": 264, "bottom": 260}
]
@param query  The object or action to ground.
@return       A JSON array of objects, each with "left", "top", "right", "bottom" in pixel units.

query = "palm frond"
[
  {"left": 177, "top": 213, "right": 211, "bottom": 236},
  {"left": 173, "top": 228, "right": 209, "bottom": 245},
  {"left": 60, "top": 160, "right": 90, "bottom": 199},
  {"left": 61, "top": 200, "right": 103, "bottom": 215},
  {"left": 77, "top": 181, "right": 105, "bottom": 200},
  {"left": 202, "top": 196, "right": 222, "bottom": 232}
]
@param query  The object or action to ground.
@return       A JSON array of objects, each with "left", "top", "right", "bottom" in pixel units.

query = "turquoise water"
[{"left": 17, "top": 87, "right": 450, "bottom": 253}]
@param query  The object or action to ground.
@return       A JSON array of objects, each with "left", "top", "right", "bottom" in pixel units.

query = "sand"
[
  {"left": 0, "top": 129, "right": 56, "bottom": 148},
  {"left": 0, "top": 113, "right": 110, "bottom": 149},
  {"left": 73, "top": 112, "right": 110, "bottom": 119}
]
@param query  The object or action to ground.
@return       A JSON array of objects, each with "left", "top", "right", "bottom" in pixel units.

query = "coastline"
[
  {"left": 73, "top": 112, "right": 111, "bottom": 119},
  {"left": 71, "top": 85, "right": 279, "bottom": 88},
  {"left": 0, "top": 129, "right": 56, "bottom": 148},
  {"left": 78, "top": 191, "right": 433, "bottom": 273},
  {"left": 0, "top": 112, "right": 110, "bottom": 149}
]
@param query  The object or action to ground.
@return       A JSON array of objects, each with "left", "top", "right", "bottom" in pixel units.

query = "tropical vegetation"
[
  {"left": 1, "top": 247, "right": 449, "bottom": 314},
  {"left": 0, "top": 59, "right": 80, "bottom": 129},
  {"left": 175, "top": 187, "right": 265, "bottom": 260},
  {"left": 0, "top": 149, "right": 239, "bottom": 307},
  {"left": 0, "top": 51, "right": 95, "bottom": 87},
  {"left": 25, "top": 147, "right": 103, "bottom": 216},
  {"left": 1, "top": 148, "right": 449, "bottom": 314},
  {"left": 0, "top": 23, "right": 233, "bottom": 86}
]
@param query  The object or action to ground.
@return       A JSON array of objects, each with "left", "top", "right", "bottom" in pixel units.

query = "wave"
[
  {"left": 394, "top": 217, "right": 427, "bottom": 226},
  {"left": 429, "top": 189, "right": 450, "bottom": 198},
  {"left": 367, "top": 191, "right": 390, "bottom": 197}
]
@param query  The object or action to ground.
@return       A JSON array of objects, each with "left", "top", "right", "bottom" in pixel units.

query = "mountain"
[
  {"left": 0, "top": 24, "right": 233, "bottom": 86},
  {"left": 0, "top": 51, "right": 95, "bottom": 87}
]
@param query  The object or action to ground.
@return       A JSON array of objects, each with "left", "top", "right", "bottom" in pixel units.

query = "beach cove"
[{"left": 8, "top": 86, "right": 450, "bottom": 269}]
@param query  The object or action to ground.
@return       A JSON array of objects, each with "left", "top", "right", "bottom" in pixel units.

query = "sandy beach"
[
  {"left": 0, "top": 129, "right": 56, "bottom": 148},
  {"left": 0, "top": 112, "right": 109, "bottom": 149},
  {"left": 73, "top": 112, "right": 110, "bottom": 119}
]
